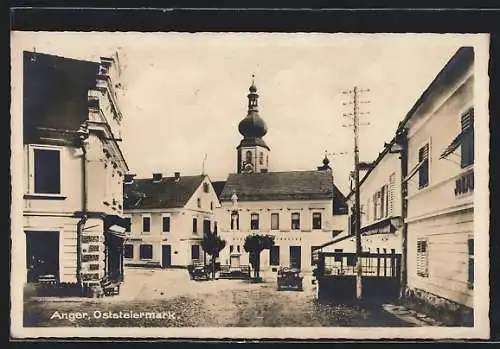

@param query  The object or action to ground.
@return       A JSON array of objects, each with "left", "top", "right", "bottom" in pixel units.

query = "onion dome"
[{"left": 238, "top": 76, "right": 268, "bottom": 139}]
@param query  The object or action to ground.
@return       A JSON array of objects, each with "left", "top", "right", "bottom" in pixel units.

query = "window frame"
[
  {"left": 291, "top": 212, "right": 301, "bottom": 230},
  {"left": 461, "top": 108, "right": 475, "bottom": 168},
  {"left": 192, "top": 217, "right": 198, "bottom": 234},
  {"left": 250, "top": 213, "right": 260, "bottom": 230},
  {"left": 27, "top": 144, "right": 63, "bottom": 196},
  {"left": 418, "top": 142, "right": 430, "bottom": 190},
  {"left": 312, "top": 212, "right": 322, "bottom": 230},
  {"left": 162, "top": 215, "right": 171, "bottom": 233},
  {"left": 139, "top": 244, "right": 153, "bottom": 260},
  {"left": 124, "top": 244, "right": 134, "bottom": 259},
  {"left": 270, "top": 212, "right": 280, "bottom": 231},
  {"left": 467, "top": 237, "right": 474, "bottom": 289},
  {"left": 416, "top": 238, "right": 429, "bottom": 277},
  {"left": 141, "top": 215, "right": 151, "bottom": 234}
]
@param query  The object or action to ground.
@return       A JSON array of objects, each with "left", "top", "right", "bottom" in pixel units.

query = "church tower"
[{"left": 237, "top": 76, "right": 270, "bottom": 174}]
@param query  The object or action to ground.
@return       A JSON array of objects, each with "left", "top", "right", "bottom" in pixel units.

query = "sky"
[{"left": 12, "top": 32, "right": 482, "bottom": 194}]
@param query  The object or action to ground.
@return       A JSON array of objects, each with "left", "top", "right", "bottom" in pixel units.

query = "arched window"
[
  {"left": 259, "top": 152, "right": 264, "bottom": 165},
  {"left": 246, "top": 150, "right": 253, "bottom": 164}
]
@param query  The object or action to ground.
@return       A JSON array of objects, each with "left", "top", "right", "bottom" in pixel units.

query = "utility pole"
[{"left": 342, "top": 86, "right": 370, "bottom": 300}]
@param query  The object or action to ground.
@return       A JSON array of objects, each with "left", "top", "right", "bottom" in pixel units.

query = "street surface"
[{"left": 24, "top": 267, "right": 425, "bottom": 327}]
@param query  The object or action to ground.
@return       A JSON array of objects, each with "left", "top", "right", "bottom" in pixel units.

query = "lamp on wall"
[{"left": 390, "top": 217, "right": 404, "bottom": 229}]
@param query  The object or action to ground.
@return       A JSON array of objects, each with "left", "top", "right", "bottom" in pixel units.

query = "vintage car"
[
  {"left": 277, "top": 267, "right": 303, "bottom": 291},
  {"left": 187, "top": 263, "right": 210, "bottom": 281}
]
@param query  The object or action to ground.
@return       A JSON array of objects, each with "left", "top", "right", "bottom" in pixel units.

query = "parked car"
[
  {"left": 187, "top": 263, "right": 210, "bottom": 281},
  {"left": 277, "top": 267, "right": 303, "bottom": 291}
]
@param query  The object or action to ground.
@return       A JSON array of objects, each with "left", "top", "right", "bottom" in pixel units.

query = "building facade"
[
  {"left": 216, "top": 80, "right": 348, "bottom": 272},
  {"left": 22, "top": 51, "right": 130, "bottom": 293},
  {"left": 401, "top": 47, "right": 475, "bottom": 320},
  {"left": 123, "top": 173, "right": 220, "bottom": 268},
  {"left": 319, "top": 140, "right": 404, "bottom": 256}
]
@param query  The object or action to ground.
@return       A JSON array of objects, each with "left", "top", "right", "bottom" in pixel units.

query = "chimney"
[
  {"left": 124, "top": 173, "right": 136, "bottom": 184},
  {"left": 174, "top": 172, "right": 181, "bottom": 182},
  {"left": 152, "top": 173, "right": 163, "bottom": 183}
]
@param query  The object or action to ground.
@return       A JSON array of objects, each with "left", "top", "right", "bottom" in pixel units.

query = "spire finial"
[{"left": 249, "top": 74, "right": 257, "bottom": 93}]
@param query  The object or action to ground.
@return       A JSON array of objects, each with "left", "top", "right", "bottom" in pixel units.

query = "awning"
[
  {"left": 439, "top": 127, "right": 471, "bottom": 159},
  {"left": 360, "top": 217, "right": 402, "bottom": 235}
]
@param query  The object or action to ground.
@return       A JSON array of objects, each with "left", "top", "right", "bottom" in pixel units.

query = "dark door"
[
  {"left": 270, "top": 245, "right": 280, "bottom": 266},
  {"left": 26, "top": 231, "right": 59, "bottom": 282},
  {"left": 162, "top": 245, "right": 172, "bottom": 268},
  {"left": 290, "top": 246, "right": 301, "bottom": 270}
]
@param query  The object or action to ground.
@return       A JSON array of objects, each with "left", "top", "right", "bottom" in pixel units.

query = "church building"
[{"left": 216, "top": 79, "right": 348, "bottom": 272}]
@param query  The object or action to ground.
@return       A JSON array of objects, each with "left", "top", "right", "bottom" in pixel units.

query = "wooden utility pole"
[
  {"left": 353, "top": 86, "right": 363, "bottom": 300},
  {"left": 343, "top": 86, "right": 370, "bottom": 300}
]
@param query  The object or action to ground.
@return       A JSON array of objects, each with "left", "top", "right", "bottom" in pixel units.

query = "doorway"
[
  {"left": 26, "top": 231, "right": 59, "bottom": 283},
  {"left": 162, "top": 245, "right": 172, "bottom": 268},
  {"left": 290, "top": 246, "right": 301, "bottom": 270}
]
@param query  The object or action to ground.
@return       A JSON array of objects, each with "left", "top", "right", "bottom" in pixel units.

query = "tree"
[
  {"left": 243, "top": 234, "right": 275, "bottom": 278},
  {"left": 201, "top": 230, "right": 226, "bottom": 279}
]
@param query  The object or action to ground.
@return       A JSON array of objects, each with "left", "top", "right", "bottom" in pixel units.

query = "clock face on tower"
[{"left": 242, "top": 162, "right": 254, "bottom": 174}]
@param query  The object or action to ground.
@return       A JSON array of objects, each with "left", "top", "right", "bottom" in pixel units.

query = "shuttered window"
[
  {"left": 416, "top": 239, "right": 429, "bottom": 277},
  {"left": 418, "top": 144, "right": 430, "bottom": 189},
  {"left": 388, "top": 173, "right": 396, "bottom": 216},
  {"left": 468, "top": 238, "right": 474, "bottom": 289},
  {"left": 461, "top": 108, "right": 475, "bottom": 168}
]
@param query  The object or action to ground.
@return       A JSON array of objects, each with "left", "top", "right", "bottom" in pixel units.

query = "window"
[
  {"left": 124, "top": 244, "right": 134, "bottom": 258},
  {"left": 418, "top": 143, "right": 430, "bottom": 189},
  {"left": 192, "top": 218, "right": 198, "bottom": 233},
  {"left": 468, "top": 238, "right": 474, "bottom": 289},
  {"left": 191, "top": 245, "right": 200, "bottom": 260},
  {"left": 210, "top": 201, "right": 214, "bottom": 211},
  {"left": 291, "top": 213, "right": 300, "bottom": 230},
  {"left": 311, "top": 246, "right": 320, "bottom": 265},
  {"left": 380, "top": 186, "right": 386, "bottom": 218},
  {"left": 250, "top": 213, "right": 259, "bottom": 230},
  {"left": 139, "top": 244, "right": 153, "bottom": 260},
  {"left": 246, "top": 150, "right": 253, "bottom": 164},
  {"left": 312, "top": 212, "right": 322, "bottom": 229},
  {"left": 142, "top": 216, "right": 150, "bottom": 233},
  {"left": 124, "top": 217, "right": 131, "bottom": 232},
  {"left": 270, "top": 246, "right": 280, "bottom": 266},
  {"left": 259, "top": 152, "right": 264, "bottom": 165},
  {"left": 203, "top": 182, "right": 209, "bottom": 193},
  {"left": 461, "top": 108, "right": 474, "bottom": 168},
  {"left": 416, "top": 239, "right": 429, "bottom": 277},
  {"left": 388, "top": 173, "right": 396, "bottom": 215},
  {"left": 231, "top": 211, "right": 239, "bottom": 230},
  {"left": 162, "top": 216, "right": 170, "bottom": 233},
  {"left": 32, "top": 147, "right": 61, "bottom": 194},
  {"left": 237, "top": 245, "right": 241, "bottom": 253},
  {"left": 271, "top": 213, "right": 280, "bottom": 230},
  {"left": 214, "top": 222, "right": 218, "bottom": 235},
  {"left": 230, "top": 245, "right": 234, "bottom": 253},
  {"left": 197, "top": 198, "right": 201, "bottom": 209},
  {"left": 203, "top": 219, "right": 211, "bottom": 236}
]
